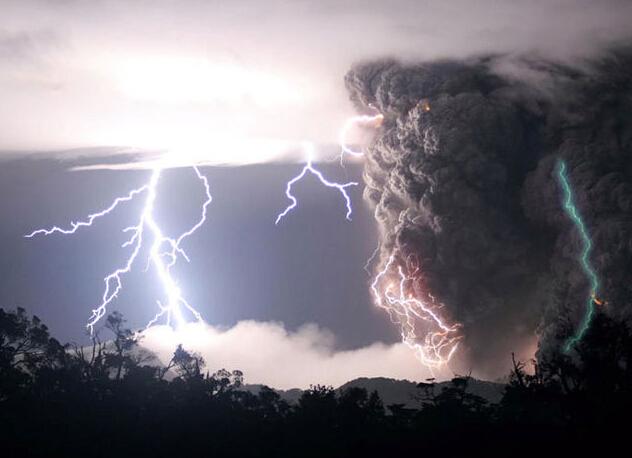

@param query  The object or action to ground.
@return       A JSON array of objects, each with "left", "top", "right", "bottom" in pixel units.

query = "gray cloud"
[
  {"left": 0, "top": 29, "right": 61, "bottom": 63},
  {"left": 346, "top": 47, "right": 632, "bottom": 377},
  {"left": 523, "top": 49, "right": 632, "bottom": 360},
  {"left": 3, "top": 0, "right": 632, "bottom": 380},
  {"left": 1, "top": 0, "right": 632, "bottom": 157}
]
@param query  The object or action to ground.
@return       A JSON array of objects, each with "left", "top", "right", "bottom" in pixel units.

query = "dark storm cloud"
[
  {"left": 346, "top": 47, "right": 632, "bottom": 376},
  {"left": 523, "top": 50, "right": 632, "bottom": 359}
]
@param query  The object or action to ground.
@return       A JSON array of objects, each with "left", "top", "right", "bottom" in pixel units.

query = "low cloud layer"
[{"left": 140, "top": 320, "right": 460, "bottom": 389}]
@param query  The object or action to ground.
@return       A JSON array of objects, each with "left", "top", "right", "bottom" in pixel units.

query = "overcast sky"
[
  {"left": 2, "top": 0, "right": 631, "bottom": 164},
  {"left": 2, "top": 0, "right": 631, "bottom": 387}
]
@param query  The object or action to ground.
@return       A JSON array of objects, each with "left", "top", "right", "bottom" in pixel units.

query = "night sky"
[{"left": 0, "top": 155, "right": 392, "bottom": 347}]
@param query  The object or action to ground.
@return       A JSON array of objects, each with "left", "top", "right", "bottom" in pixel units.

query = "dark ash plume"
[{"left": 346, "top": 49, "right": 632, "bottom": 378}]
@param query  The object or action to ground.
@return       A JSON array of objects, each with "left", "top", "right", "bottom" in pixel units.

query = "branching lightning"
[
  {"left": 557, "top": 159, "right": 600, "bottom": 352},
  {"left": 370, "top": 254, "right": 462, "bottom": 370},
  {"left": 284, "top": 111, "right": 460, "bottom": 370},
  {"left": 26, "top": 106, "right": 456, "bottom": 375},
  {"left": 29, "top": 113, "right": 384, "bottom": 334},
  {"left": 339, "top": 113, "right": 384, "bottom": 165},
  {"left": 351, "top": 109, "right": 459, "bottom": 370},
  {"left": 363, "top": 243, "right": 381, "bottom": 276},
  {"left": 26, "top": 165, "right": 212, "bottom": 333},
  {"left": 275, "top": 142, "right": 358, "bottom": 224}
]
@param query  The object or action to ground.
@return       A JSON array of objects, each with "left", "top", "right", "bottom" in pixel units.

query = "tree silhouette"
[
  {"left": 1, "top": 306, "right": 632, "bottom": 456},
  {"left": 105, "top": 311, "right": 139, "bottom": 381}
]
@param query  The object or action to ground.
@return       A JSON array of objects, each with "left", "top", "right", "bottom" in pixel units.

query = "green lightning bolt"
[{"left": 556, "top": 159, "right": 600, "bottom": 352}]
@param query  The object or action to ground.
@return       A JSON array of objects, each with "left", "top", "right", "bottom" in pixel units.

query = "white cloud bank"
[{"left": 140, "top": 320, "right": 445, "bottom": 389}]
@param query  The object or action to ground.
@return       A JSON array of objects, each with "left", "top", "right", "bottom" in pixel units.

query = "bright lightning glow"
[
  {"left": 26, "top": 165, "right": 212, "bottom": 333},
  {"left": 557, "top": 159, "right": 600, "bottom": 352},
  {"left": 339, "top": 113, "right": 384, "bottom": 164},
  {"left": 285, "top": 111, "right": 458, "bottom": 370},
  {"left": 364, "top": 242, "right": 381, "bottom": 276},
  {"left": 275, "top": 142, "right": 358, "bottom": 224},
  {"left": 113, "top": 56, "right": 307, "bottom": 106},
  {"left": 342, "top": 110, "right": 459, "bottom": 369},
  {"left": 275, "top": 112, "right": 385, "bottom": 224},
  {"left": 371, "top": 254, "right": 461, "bottom": 370},
  {"left": 25, "top": 187, "right": 149, "bottom": 237}
]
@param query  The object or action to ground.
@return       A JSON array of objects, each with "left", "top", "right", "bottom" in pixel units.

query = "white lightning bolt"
[
  {"left": 371, "top": 254, "right": 461, "bottom": 370},
  {"left": 340, "top": 109, "right": 459, "bottom": 370},
  {"left": 363, "top": 242, "right": 381, "bottom": 276},
  {"left": 26, "top": 165, "right": 212, "bottom": 333},
  {"left": 275, "top": 142, "right": 358, "bottom": 224},
  {"left": 25, "top": 107, "right": 454, "bottom": 375},
  {"left": 339, "top": 113, "right": 384, "bottom": 165}
]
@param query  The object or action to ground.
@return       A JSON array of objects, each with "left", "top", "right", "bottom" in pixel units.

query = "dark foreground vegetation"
[{"left": 1, "top": 308, "right": 631, "bottom": 457}]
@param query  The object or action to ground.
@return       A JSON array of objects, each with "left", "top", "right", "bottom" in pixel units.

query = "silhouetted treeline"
[{"left": 1, "top": 307, "right": 630, "bottom": 457}]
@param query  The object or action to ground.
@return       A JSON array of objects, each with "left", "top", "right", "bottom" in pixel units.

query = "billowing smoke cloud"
[
  {"left": 140, "top": 321, "right": 453, "bottom": 389},
  {"left": 524, "top": 49, "right": 632, "bottom": 359},
  {"left": 346, "top": 48, "right": 632, "bottom": 377}
]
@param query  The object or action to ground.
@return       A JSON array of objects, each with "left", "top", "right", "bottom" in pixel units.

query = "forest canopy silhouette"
[{"left": 1, "top": 307, "right": 630, "bottom": 457}]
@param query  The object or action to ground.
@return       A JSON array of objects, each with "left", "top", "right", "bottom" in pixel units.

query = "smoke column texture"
[{"left": 347, "top": 48, "right": 632, "bottom": 375}]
